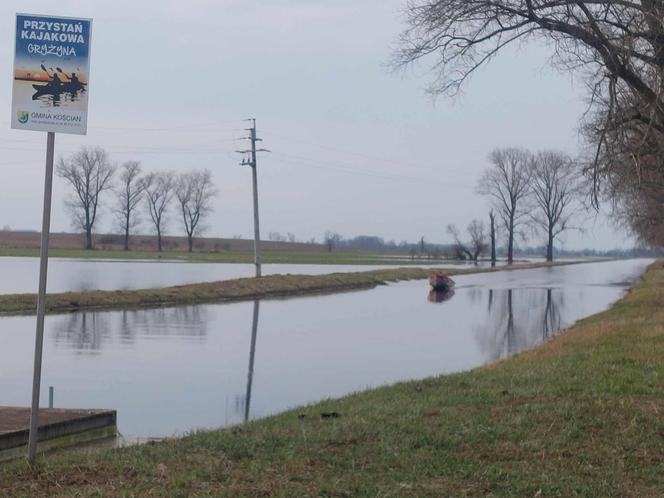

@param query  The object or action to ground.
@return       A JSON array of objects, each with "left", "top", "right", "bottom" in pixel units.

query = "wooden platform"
[{"left": 0, "top": 407, "right": 117, "bottom": 461}]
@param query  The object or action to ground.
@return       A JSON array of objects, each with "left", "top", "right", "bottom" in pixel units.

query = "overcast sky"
[{"left": 0, "top": 0, "right": 632, "bottom": 250}]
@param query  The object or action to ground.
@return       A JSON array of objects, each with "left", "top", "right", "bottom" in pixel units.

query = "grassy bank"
[
  {"left": 0, "top": 266, "right": 483, "bottom": 315},
  {"left": 1, "top": 262, "right": 662, "bottom": 496}
]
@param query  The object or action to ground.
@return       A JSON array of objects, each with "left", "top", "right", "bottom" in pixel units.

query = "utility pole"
[{"left": 237, "top": 119, "right": 269, "bottom": 277}]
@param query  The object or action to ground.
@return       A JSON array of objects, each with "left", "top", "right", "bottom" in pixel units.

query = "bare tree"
[
  {"left": 143, "top": 171, "right": 175, "bottom": 252},
  {"left": 393, "top": 1, "right": 664, "bottom": 246},
  {"left": 489, "top": 209, "right": 497, "bottom": 267},
  {"left": 477, "top": 148, "right": 532, "bottom": 264},
  {"left": 447, "top": 224, "right": 471, "bottom": 260},
  {"left": 175, "top": 169, "right": 217, "bottom": 253},
  {"left": 467, "top": 219, "right": 487, "bottom": 262},
  {"left": 529, "top": 151, "right": 583, "bottom": 262},
  {"left": 114, "top": 161, "right": 144, "bottom": 251},
  {"left": 57, "top": 147, "right": 115, "bottom": 250},
  {"left": 447, "top": 220, "right": 486, "bottom": 263},
  {"left": 323, "top": 230, "right": 341, "bottom": 252}
]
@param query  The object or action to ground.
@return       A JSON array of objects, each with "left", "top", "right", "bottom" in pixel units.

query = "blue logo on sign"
[{"left": 17, "top": 111, "right": 29, "bottom": 124}]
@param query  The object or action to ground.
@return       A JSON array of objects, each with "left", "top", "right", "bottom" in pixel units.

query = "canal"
[{"left": 0, "top": 259, "right": 651, "bottom": 440}]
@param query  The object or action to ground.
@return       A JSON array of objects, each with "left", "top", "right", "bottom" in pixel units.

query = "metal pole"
[
  {"left": 27, "top": 131, "right": 55, "bottom": 463},
  {"left": 250, "top": 120, "right": 262, "bottom": 277},
  {"left": 244, "top": 300, "right": 260, "bottom": 422}
]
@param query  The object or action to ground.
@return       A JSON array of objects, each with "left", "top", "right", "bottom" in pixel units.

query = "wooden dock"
[{"left": 0, "top": 407, "right": 117, "bottom": 461}]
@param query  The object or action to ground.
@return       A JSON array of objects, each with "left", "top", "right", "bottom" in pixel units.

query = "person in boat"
[
  {"left": 49, "top": 72, "right": 62, "bottom": 88},
  {"left": 69, "top": 72, "right": 79, "bottom": 85}
]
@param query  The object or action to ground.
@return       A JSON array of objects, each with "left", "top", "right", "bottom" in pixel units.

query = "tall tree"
[
  {"left": 175, "top": 169, "right": 217, "bottom": 253},
  {"left": 143, "top": 171, "right": 175, "bottom": 252},
  {"left": 393, "top": 1, "right": 664, "bottom": 247},
  {"left": 57, "top": 147, "right": 115, "bottom": 250},
  {"left": 477, "top": 148, "right": 532, "bottom": 264},
  {"left": 529, "top": 151, "right": 582, "bottom": 262},
  {"left": 114, "top": 161, "right": 144, "bottom": 251}
]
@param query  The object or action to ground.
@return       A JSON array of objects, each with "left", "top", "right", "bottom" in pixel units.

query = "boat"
[
  {"left": 428, "top": 273, "right": 455, "bottom": 291},
  {"left": 32, "top": 82, "right": 86, "bottom": 95}
]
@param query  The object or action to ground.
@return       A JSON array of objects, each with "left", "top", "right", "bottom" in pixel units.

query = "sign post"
[{"left": 11, "top": 13, "right": 93, "bottom": 463}]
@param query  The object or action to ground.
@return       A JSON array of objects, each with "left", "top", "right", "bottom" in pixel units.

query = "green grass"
[
  {"left": 1, "top": 262, "right": 661, "bottom": 496},
  {"left": 0, "top": 262, "right": 554, "bottom": 316},
  {"left": 0, "top": 246, "right": 455, "bottom": 266}
]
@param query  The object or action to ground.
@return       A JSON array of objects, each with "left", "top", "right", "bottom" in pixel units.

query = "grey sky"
[{"left": 1, "top": 0, "right": 631, "bottom": 250}]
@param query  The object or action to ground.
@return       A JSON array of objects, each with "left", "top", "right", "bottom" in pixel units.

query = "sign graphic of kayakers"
[{"left": 11, "top": 13, "right": 92, "bottom": 135}]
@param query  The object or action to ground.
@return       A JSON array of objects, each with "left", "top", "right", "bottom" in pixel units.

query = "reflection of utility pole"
[
  {"left": 237, "top": 119, "right": 270, "bottom": 277},
  {"left": 244, "top": 300, "right": 260, "bottom": 422}
]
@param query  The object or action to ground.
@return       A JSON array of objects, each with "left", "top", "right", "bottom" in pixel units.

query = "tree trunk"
[
  {"left": 188, "top": 235, "right": 193, "bottom": 253},
  {"left": 546, "top": 228, "right": 554, "bottom": 262},
  {"left": 124, "top": 212, "right": 130, "bottom": 251},
  {"left": 507, "top": 216, "right": 514, "bottom": 265},
  {"left": 84, "top": 209, "right": 93, "bottom": 250},
  {"left": 157, "top": 229, "right": 162, "bottom": 252}
]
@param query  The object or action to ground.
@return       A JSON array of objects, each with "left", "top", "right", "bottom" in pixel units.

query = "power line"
[
  {"left": 270, "top": 151, "right": 474, "bottom": 188},
  {"left": 262, "top": 129, "right": 469, "bottom": 175}
]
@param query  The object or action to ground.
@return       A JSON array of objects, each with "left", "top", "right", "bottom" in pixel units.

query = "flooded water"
[
  {"left": 0, "top": 259, "right": 651, "bottom": 439},
  {"left": 0, "top": 257, "right": 466, "bottom": 294}
]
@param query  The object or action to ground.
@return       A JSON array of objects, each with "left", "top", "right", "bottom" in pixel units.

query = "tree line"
[
  {"left": 394, "top": 0, "right": 664, "bottom": 249},
  {"left": 448, "top": 148, "right": 582, "bottom": 264},
  {"left": 56, "top": 147, "right": 217, "bottom": 251}
]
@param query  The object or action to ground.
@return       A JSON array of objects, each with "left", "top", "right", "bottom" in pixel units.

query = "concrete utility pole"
[{"left": 237, "top": 119, "right": 269, "bottom": 277}]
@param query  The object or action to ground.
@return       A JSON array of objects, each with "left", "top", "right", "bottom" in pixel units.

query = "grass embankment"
[
  {"left": 0, "top": 247, "right": 446, "bottom": 266},
  {"left": 1, "top": 262, "right": 662, "bottom": 496},
  {"left": 0, "top": 267, "right": 460, "bottom": 315}
]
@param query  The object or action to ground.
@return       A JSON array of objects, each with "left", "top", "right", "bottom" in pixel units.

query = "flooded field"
[
  {"left": 0, "top": 257, "right": 469, "bottom": 294},
  {"left": 0, "top": 259, "right": 651, "bottom": 439}
]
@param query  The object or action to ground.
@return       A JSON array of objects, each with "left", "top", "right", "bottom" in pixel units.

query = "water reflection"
[
  {"left": 428, "top": 289, "right": 455, "bottom": 303},
  {"left": 53, "top": 312, "right": 112, "bottom": 354},
  {"left": 474, "top": 287, "right": 564, "bottom": 362},
  {"left": 31, "top": 87, "right": 85, "bottom": 107},
  {"left": 53, "top": 306, "right": 208, "bottom": 353},
  {"left": 236, "top": 301, "right": 260, "bottom": 422}
]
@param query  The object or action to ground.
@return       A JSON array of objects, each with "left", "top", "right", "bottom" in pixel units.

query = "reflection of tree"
[
  {"left": 52, "top": 305, "right": 208, "bottom": 353},
  {"left": 235, "top": 301, "right": 260, "bottom": 422},
  {"left": 127, "top": 306, "right": 207, "bottom": 339},
  {"left": 540, "top": 289, "right": 563, "bottom": 341},
  {"left": 119, "top": 309, "right": 136, "bottom": 345},
  {"left": 474, "top": 288, "right": 565, "bottom": 362},
  {"left": 467, "top": 287, "right": 483, "bottom": 304},
  {"left": 53, "top": 311, "right": 111, "bottom": 354}
]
